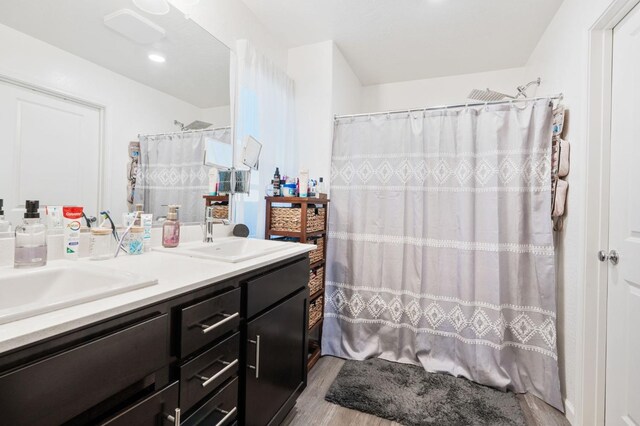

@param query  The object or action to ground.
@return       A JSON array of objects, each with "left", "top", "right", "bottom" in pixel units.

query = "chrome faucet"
[{"left": 204, "top": 206, "right": 230, "bottom": 242}]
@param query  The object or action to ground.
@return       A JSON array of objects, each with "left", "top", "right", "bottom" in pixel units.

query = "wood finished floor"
[{"left": 282, "top": 356, "right": 570, "bottom": 426}]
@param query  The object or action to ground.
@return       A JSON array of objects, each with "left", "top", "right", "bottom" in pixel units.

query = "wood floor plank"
[{"left": 283, "top": 356, "right": 569, "bottom": 426}]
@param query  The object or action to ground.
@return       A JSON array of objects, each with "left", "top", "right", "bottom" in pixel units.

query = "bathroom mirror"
[{"left": 0, "top": 0, "right": 231, "bottom": 226}]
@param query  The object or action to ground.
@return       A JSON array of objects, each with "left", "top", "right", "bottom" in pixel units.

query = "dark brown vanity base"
[{"left": 0, "top": 255, "right": 310, "bottom": 426}]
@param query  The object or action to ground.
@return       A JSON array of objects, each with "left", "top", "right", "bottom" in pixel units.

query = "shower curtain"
[
  {"left": 134, "top": 128, "right": 231, "bottom": 223},
  {"left": 322, "top": 99, "right": 562, "bottom": 410}
]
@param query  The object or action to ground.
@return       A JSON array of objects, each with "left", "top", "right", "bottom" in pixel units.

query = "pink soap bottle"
[{"left": 162, "top": 205, "right": 180, "bottom": 248}]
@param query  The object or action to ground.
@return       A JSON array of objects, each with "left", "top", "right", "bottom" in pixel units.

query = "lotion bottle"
[
  {"left": 162, "top": 205, "right": 180, "bottom": 248},
  {"left": 14, "top": 200, "right": 47, "bottom": 268}
]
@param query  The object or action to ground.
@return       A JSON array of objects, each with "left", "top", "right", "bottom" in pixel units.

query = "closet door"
[
  {"left": 606, "top": 4, "right": 640, "bottom": 425},
  {"left": 0, "top": 80, "right": 101, "bottom": 224},
  {"left": 244, "top": 290, "right": 307, "bottom": 426}
]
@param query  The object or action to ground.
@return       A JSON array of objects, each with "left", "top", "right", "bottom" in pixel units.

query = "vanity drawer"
[
  {"left": 180, "top": 332, "right": 240, "bottom": 412},
  {"left": 180, "top": 288, "right": 241, "bottom": 357},
  {"left": 0, "top": 314, "right": 169, "bottom": 426},
  {"left": 183, "top": 377, "right": 238, "bottom": 426},
  {"left": 246, "top": 257, "right": 309, "bottom": 318},
  {"left": 101, "top": 381, "right": 179, "bottom": 425}
]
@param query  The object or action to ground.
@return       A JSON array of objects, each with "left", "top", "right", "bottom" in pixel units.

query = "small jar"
[
  {"left": 89, "top": 228, "right": 113, "bottom": 261},
  {"left": 127, "top": 226, "right": 145, "bottom": 255}
]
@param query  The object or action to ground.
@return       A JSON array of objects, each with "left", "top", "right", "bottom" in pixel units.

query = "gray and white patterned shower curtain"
[
  {"left": 135, "top": 128, "right": 231, "bottom": 223},
  {"left": 323, "top": 99, "right": 562, "bottom": 410}
]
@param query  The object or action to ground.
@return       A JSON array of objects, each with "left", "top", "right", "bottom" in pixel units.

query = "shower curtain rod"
[
  {"left": 334, "top": 94, "right": 563, "bottom": 120},
  {"left": 138, "top": 125, "right": 232, "bottom": 138}
]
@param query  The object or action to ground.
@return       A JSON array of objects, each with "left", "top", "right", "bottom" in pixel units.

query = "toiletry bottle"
[
  {"left": 134, "top": 204, "right": 144, "bottom": 226},
  {"left": 273, "top": 167, "right": 281, "bottom": 196},
  {"left": 162, "top": 205, "right": 180, "bottom": 248},
  {"left": 299, "top": 169, "right": 309, "bottom": 197},
  {"left": 14, "top": 200, "right": 47, "bottom": 268},
  {"left": 0, "top": 199, "right": 10, "bottom": 232},
  {"left": 318, "top": 177, "right": 326, "bottom": 196}
]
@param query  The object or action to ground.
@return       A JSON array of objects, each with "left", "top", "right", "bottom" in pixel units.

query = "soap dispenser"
[
  {"left": 0, "top": 199, "right": 10, "bottom": 232},
  {"left": 14, "top": 200, "right": 47, "bottom": 268},
  {"left": 162, "top": 205, "right": 180, "bottom": 248}
]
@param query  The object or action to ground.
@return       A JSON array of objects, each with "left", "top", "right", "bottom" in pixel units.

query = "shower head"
[
  {"left": 183, "top": 120, "right": 212, "bottom": 131},
  {"left": 467, "top": 88, "right": 514, "bottom": 102}
]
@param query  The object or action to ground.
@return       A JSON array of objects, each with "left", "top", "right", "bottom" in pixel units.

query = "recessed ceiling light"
[
  {"left": 133, "top": 0, "right": 170, "bottom": 15},
  {"left": 148, "top": 53, "right": 166, "bottom": 63}
]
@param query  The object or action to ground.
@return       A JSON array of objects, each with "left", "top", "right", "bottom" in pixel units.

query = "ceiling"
[
  {"left": 240, "top": 0, "right": 564, "bottom": 85},
  {"left": 0, "top": 0, "right": 230, "bottom": 108}
]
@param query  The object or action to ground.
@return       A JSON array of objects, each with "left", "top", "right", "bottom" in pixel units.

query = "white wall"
[
  {"left": 287, "top": 41, "right": 363, "bottom": 187},
  {"left": 361, "top": 67, "right": 526, "bottom": 112},
  {"left": 522, "top": 0, "right": 620, "bottom": 424},
  {"left": 185, "top": 0, "right": 289, "bottom": 70},
  {"left": 201, "top": 105, "right": 231, "bottom": 128},
  {"left": 0, "top": 23, "right": 222, "bottom": 218},
  {"left": 287, "top": 41, "right": 334, "bottom": 183}
]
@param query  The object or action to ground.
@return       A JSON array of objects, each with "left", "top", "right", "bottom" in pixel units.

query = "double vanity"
[{"left": 0, "top": 237, "right": 314, "bottom": 426}]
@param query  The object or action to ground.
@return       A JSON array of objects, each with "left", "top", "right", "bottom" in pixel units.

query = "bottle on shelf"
[
  {"left": 273, "top": 167, "right": 281, "bottom": 196},
  {"left": 14, "top": 200, "right": 47, "bottom": 268},
  {"left": 317, "top": 177, "right": 327, "bottom": 197}
]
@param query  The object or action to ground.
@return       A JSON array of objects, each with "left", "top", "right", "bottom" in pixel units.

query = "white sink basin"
[
  {"left": 0, "top": 262, "right": 157, "bottom": 325},
  {"left": 155, "top": 238, "right": 294, "bottom": 263}
]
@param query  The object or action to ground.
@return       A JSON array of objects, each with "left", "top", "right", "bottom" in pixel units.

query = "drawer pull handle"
[
  {"left": 196, "top": 359, "right": 239, "bottom": 388},
  {"left": 198, "top": 312, "right": 239, "bottom": 334},
  {"left": 215, "top": 407, "right": 237, "bottom": 426},
  {"left": 166, "top": 408, "right": 181, "bottom": 426},
  {"left": 247, "top": 335, "right": 261, "bottom": 379}
]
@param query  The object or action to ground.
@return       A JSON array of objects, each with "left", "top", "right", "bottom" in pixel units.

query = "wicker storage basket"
[
  {"left": 308, "top": 266, "right": 324, "bottom": 296},
  {"left": 271, "top": 206, "right": 325, "bottom": 233},
  {"left": 309, "top": 236, "right": 324, "bottom": 264},
  {"left": 212, "top": 205, "right": 228, "bottom": 219},
  {"left": 308, "top": 296, "right": 323, "bottom": 330}
]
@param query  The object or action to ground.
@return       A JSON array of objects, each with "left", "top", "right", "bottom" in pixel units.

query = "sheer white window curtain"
[{"left": 233, "top": 40, "right": 297, "bottom": 237}]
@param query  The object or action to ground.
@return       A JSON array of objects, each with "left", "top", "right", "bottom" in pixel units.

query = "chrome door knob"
[{"left": 598, "top": 250, "right": 619, "bottom": 265}]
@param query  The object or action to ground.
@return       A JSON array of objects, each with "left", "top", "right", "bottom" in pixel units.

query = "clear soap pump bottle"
[
  {"left": 162, "top": 205, "right": 180, "bottom": 248},
  {"left": 15, "top": 200, "right": 47, "bottom": 268},
  {"left": 0, "top": 199, "right": 10, "bottom": 233}
]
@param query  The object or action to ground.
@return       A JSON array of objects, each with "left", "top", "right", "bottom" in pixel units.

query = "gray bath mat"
[{"left": 325, "top": 358, "right": 526, "bottom": 426}]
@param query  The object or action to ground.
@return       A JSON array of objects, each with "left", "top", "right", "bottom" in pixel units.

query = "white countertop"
[{"left": 0, "top": 239, "right": 314, "bottom": 355}]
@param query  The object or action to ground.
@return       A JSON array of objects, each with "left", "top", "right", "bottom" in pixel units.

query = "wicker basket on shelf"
[
  {"left": 212, "top": 205, "right": 228, "bottom": 219},
  {"left": 308, "top": 296, "right": 324, "bottom": 329},
  {"left": 271, "top": 206, "right": 326, "bottom": 233},
  {"left": 309, "top": 266, "right": 324, "bottom": 296},
  {"left": 309, "top": 236, "right": 324, "bottom": 264}
]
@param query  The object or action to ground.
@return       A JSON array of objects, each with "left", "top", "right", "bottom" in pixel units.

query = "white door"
[
  {"left": 0, "top": 80, "right": 101, "bottom": 225},
  {"left": 607, "top": 5, "right": 640, "bottom": 425}
]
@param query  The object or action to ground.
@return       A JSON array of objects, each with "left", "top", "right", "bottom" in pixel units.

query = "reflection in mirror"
[{"left": 0, "top": 0, "right": 231, "bottom": 226}]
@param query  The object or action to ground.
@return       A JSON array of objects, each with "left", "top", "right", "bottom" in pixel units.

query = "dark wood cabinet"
[
  {"left": 101, "top": 382, "right": 179, "bottom": 426},
  {"left": 0, "top": 254, "right": 309, "bottom": 426},
  {"left": 244, "top": 289, "right": 308, "bottom": 426}
]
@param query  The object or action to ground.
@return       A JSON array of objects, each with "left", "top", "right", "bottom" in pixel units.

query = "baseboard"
[{"left": 564, "top": 398, "right": 576, "bottom": 425}]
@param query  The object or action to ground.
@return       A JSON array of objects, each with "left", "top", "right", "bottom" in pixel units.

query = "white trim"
[
  {"left": 581, "top": 1, "right": 640, "bottom": 425},
  {"left": 328, "top": 231, "right": 555, "bottom": 255},
  {"left": 330, "top": 185, "right": 549, "bottom": 193},
  {"left": 332, "top": 148, "right": 550, "bottom": 160}
]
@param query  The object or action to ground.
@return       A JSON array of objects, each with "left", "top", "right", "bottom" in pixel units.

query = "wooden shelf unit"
[
  {"left": 264, "top": 196, "right": 329, "bottom": 372},
  {"left": 203, "top": 195, "right": 229, "bottom": 206}
]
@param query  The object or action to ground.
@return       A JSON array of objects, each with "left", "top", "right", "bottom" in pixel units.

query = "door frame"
[
  {"left": 0, "top": 72, "right": 107, "bottom": 214},
  {"left": 582, "top": 1, "right": 640, "bottom": 424}
]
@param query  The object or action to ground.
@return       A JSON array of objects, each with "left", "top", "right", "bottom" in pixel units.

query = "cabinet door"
[
  {"left": 245, "top": 290, "right": 307, "bottom": 426},
  {"left": 101, "top": 382, "right": 179, "bottom": 425}
]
